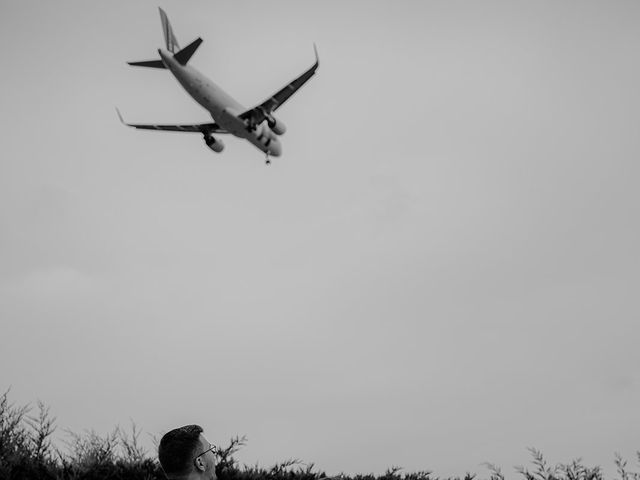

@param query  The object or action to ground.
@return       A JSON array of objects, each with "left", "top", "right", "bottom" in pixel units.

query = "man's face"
[{"left": 196, "top": 434, "right": 217, "bottom": 480}]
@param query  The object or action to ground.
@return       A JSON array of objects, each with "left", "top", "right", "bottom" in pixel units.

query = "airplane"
[{"left": 118, "top": 7, "right": 319, "bottom": 165}]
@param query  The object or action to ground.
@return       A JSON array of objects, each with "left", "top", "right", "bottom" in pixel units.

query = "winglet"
[
  {"left": 116, "top": 107, "right": 129, "bottom": 127},
  {"left": 313, "top": 43, "right": 319, "bottom": 66}
]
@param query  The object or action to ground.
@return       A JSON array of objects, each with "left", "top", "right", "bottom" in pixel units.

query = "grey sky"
[{"left": 1, "top": 0, "right": 639, "bottom": 477}]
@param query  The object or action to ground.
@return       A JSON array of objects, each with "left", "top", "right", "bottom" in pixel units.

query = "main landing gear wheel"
[{"left": 265, "top": 154, "right": 271, "bottom": 165}]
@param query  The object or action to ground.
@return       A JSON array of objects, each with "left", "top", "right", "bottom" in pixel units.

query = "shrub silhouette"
[{"left": 1, "top": 389, "right": 638, "bottom": 480}]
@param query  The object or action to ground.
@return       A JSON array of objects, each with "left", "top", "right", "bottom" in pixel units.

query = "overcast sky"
[{"left": 1, "top": 0, "right": 639, "bottom": 478}]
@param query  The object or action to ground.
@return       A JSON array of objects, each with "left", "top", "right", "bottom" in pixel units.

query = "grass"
[{"left": 1, "top": 389, "right": 638, "bottom": 480}]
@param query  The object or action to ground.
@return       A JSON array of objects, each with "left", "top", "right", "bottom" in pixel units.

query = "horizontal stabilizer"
[
  {"left": 174, "top": 37, "right": 203, "bottom": 65},
  {"left": 127, "top": 59, "right": 166, "bottom": 69}
]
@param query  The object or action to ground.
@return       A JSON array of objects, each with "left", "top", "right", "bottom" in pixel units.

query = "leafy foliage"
[{"left": 1, "top": 389, "right": 638, "bottom": 480}]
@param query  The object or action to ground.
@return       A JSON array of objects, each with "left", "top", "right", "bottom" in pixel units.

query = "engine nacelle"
[
  {"left": 204, "top": 134, "right": 225, "bottom": 153},
  {"left": 266, "top": 116, "right": 286, "bottom": 136}
]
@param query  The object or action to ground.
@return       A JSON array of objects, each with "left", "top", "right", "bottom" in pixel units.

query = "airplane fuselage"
[{"left": 158, "top": 49, "right": 282, "bottom": 156}]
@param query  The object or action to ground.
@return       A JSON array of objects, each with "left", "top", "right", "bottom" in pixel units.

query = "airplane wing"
[
  {"left": 116, "top": 108, "right": 227, "bottom": 134},
  {"left": 239, "top": 45, "right": 319, "bottom": 126}
]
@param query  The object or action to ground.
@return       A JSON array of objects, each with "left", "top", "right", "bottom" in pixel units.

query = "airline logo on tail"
[{"left": 159, "top": 7, "right": 180, "bottom": 53}]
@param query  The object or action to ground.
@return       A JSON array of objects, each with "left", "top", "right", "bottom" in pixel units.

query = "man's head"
[{"left": 158, "top": 425, "right": 217, "bottom": 479}]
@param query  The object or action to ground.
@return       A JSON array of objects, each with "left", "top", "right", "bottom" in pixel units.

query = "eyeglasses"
[{"left": 194, "top": 443, "right": 218, "bottom": 461}]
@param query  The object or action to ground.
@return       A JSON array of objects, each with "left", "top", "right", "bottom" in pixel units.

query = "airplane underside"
[{"left": 119, "top": 7, "right": 318, "bottom": 165}]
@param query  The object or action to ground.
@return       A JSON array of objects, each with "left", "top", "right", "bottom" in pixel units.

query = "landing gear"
[{"left": 265, "top": 153, "right": 271, "bottom": 165}]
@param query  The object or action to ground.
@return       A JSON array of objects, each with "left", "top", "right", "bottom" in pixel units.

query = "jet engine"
[
  {"left": 266, "top": 115, "right": 286, "bottom": 135},
  {"left": 204, "top": 134, "right": 225, "bottom": 153}
]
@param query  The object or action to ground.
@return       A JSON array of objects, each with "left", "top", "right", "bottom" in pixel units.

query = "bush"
[{"left": 1, "top": 389, "right": 638, "bottom": 480}]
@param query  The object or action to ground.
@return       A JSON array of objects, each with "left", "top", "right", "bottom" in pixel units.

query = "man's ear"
[{"left": 194, "top": 456, "right": 206, "bottom": 472}]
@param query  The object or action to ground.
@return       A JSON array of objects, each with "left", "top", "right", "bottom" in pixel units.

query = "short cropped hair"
[{"left": 158, "top": 424, "right": 204, "bottom": 477}]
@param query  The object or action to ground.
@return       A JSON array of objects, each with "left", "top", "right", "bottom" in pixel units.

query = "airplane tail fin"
[
  {"left": 159, "top": 7, "right": 180, "bottom": 53},
  {"left": 128, "top": 8, "right": 201, "bottom": 68}
]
